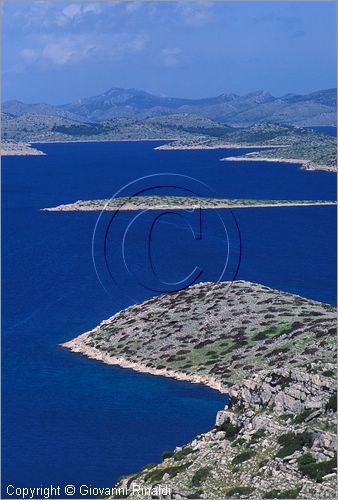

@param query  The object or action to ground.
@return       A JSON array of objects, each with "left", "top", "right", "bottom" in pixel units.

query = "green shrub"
[
  {"left": 293, "top": 409, "right": 312, "bottom": 424},
  {"left": 263, "top": 487, "right": 301, "bottom": 499},
  {"left": 263, "top": 490, "right": 281, "bottom": 499},
  {"left": 191, "top": 467, "right": 210, "bottom": 486},
  {"left": 206, "top": 350, "right": 218, "bottom": 357},
  {"left": 173, "top": 447, "right": 195, "bottom": 461},
  {"left": 217, "top": 420, "right": 238, "bottom": 440},
  {"left": 252, "top": 324, "right": 292, "bottom": 341},
  {"left": 53, "top": 123, "right": 107, "bottom": 136},
  {"left": 249, "top": 428, "right": 266, "bottom": 445},
  {"left": 325, "top": 393, "right": 337, "bottom": 412},
  {"left": 258, "top": 459, "right": 269, "bottom": 468},
  {"left": 252, "top": 331, "right": 270, "bottom": 341},
  {"left": 231, "top": 437, "right": 246, "bottom": 447},
  {"left": 144, "top": 462, "right": 192, "bottom": 482},
  {"left": 322, "top": 369, "right": 335, "bottom": 377},
  {"left": 276, "top": 431, "right": 312, "bottom": 458},
  {"left": 141, "top": 463, "right": 157, "bottom": 471},
  {"left": 226, "top": 486, "right": 254, "bottom": 497},
  {"left": 126, "top": 475, "right": 138, "bottom": 488},
  {"left": 279, "top": 413, "right": 293, "bottom": 422},
  {"left": 297, "top": 452, "right": 336, "bottom": 482},
  {"left": 161, "top": 450, "right": 174, "bottom": 460},
  {"left": 270, "top": 372, "right": 292, "bottom": 389},
  {"left": 232, "top": 450, "right": 256, "bottom": 464},
  {"left": 143, "top": 467, "right": 165, "bottom": 482},
  {"left": 282, "top": 488, "right": 301, "bottom": 499}
]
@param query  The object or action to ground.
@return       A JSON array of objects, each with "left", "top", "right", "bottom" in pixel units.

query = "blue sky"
[{"left": 3, "top": 1, "right": 337, "bottom": 104}]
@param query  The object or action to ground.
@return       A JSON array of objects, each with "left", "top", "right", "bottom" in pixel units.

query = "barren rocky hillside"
[{"left": 62, "top": 280, "right": 337, "bottom": 499}]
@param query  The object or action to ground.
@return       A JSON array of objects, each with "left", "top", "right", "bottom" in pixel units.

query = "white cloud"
[
  {"left": 125, "top": 34, "right": 148, "bottom": 53},
  {"left": 63, "top": 4, "right": 82, "bottom": 19},
  {"left": 20, "top": 32, "right": 149, "bottom": 67},
  {"left": 161, "top": 47, "right": 181, "bottom": 67},
  {"left": 177, "top": 4, "right": 214, "bottom": 27},
  {"left": 55, "top": 3, "right": 102, "bottom": 26},
  {"left": 20, "top": 48, "right": 39, "bottom": 62},
  {"left": 83, "top": 4, "right": 102, "bottom": 15},
  {"left": 42, "top": 43, "right": 73, "bottom": 65},
  {"left": 41, "top": 37, "right": 96, "bottom": 65}
]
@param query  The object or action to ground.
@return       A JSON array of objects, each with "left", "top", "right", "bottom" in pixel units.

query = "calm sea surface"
[{"left": 2, "top": 140, "right": 336, "bottom": 496}]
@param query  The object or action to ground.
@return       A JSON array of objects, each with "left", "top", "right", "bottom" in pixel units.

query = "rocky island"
[
  {"left": 62, "top": 280, "right": 337, "bottom": 499},
  {"left": 41, "top": 196, "right": 336, "bottom": 212}
]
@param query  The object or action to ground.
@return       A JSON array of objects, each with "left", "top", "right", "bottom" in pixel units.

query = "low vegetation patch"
[
  {"left": 263, "top": 487, "right": 301, "bottom": 499},
  {"left": 186, "top": 491, "right": 203, "bottom": 499},
  {"left": 232, "top": 450, "right": 256, "bottom": 464},
  {"left": 258, "top": 459, "right": 269, "bottom": 468},
  {"left": 276, "top": 431, "right": 312, "bottom": 458},
  {"left": 270, "top": 372, "right": 292, "bottom": 389},
  {"left": 325, "top": 393, "right": 337, "bottom": 412},
  {"left": 231, "top": 437, "right": 246, "bottom": 447},
  {"left": 172, "top": 447, "right": 196, "bottom": 461},
  {"left": 297, "top": 452, "right": 336, "bottom": 482},
  {"left": 226, "top": 486, "right": 254, "bottom": 497},
  {"left": 216, "top": 420, "right": 238, "bottom": 440},
  {"left": 144, "top": 462, "right": 192, "bottom": 482},
  {"left": 191, "top": 467, "right": 210, "bottom": 486},
  {"left": 249, "top": 428, "right": 266, "bottom": 445},
  {"left": 293, "top": 409, "right": 313, "bottom": 424},
  {"left": 252, "top": 324, "right": 292, "bottom": 341},
  {"left": 141, "top": 463, "right": 157, "bottom": 471},
  {"left": 279, "top": 413, "right": 293, "bottom": 422},
  {"left": 263, "top": 490, "right": 281, "bottom": 499}
]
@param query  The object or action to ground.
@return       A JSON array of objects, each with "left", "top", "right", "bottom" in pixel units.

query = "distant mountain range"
[{"left": 3, "top": 87, "right": 336, "bottom": 127}]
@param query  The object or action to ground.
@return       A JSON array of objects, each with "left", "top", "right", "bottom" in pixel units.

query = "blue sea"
[{"left": 2, "top": 140, "right": 336, "bottom": 497}]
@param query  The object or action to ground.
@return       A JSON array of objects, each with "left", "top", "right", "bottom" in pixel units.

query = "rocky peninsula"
[
  {"left": 3, "top": 112, "right": 336, "bottom": 173},
  {"left": 62, "top": 280, "right": 337, "bottom": 499},
  {"left": 154, "top": 123, "right": 337, "bottom": 173},
  {"left": 221, "top": 156, "right": 336, "bottom": 173},
  {"left": 41, "top": 196, "right": 336, "bottom": 212},
  {"left": 1, "top": 141, "right": 45, "bottom": 156}
]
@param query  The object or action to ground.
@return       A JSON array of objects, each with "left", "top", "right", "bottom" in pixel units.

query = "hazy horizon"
[
  {"left": 3, "top": 85, "right": 337, "bottom": 106},
  {"left": 4, "top": 2, "right": 337, "bottom": 104}
]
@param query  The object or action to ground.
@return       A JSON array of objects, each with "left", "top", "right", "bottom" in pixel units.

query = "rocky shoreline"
[
  {"left": 62, "top": 279, "right": 336, "bottom": 389},
  {"left": 1, "top": 142, "right": 46, "bottom": 156},
  {"left": 154, "top": 144, "right": 285, "bottom": 151},
  {"left": 62, "top": 280, "right": 337, "bottom": 498},
  {"left": 113, "top": 366, "right": 336, "bottom": 499},
  {"left": 61, "top": 333, "right": 228, "bottom": 394},
  {"left": 152, "top": 123, "right": 337, "bottom": 173},
  {"left": 221, "top": 155, "right": 336, "bottom": 173}
]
